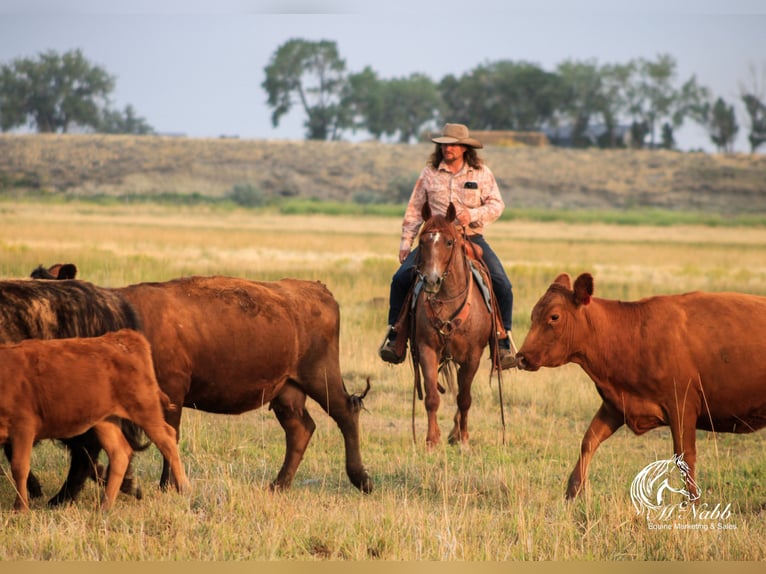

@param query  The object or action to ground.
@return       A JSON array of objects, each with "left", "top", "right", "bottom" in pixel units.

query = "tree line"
[
  {"left": 264, "top": 39, "right": 766, "bottom": 153},
  {"left": 2, "top": 44, "right": 764, "bottom": 153}
]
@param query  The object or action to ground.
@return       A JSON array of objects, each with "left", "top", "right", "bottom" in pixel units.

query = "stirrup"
[
  {"left": 493, "top": 333, "right": 518, "bottom": 370},
  {"left": 378, "top": 326, "right": 406, "bottom": 364}
]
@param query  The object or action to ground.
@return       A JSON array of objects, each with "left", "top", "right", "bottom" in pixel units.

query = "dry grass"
[
  {"left": 1, "top": 202, "right": 766, "bottom": 560},
  {"left": 2, "top": 134, "right": 766, "bottom": 213}
]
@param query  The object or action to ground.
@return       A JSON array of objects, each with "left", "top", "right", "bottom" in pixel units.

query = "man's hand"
[
  {"left": 456, "top": 207, "right": 472, "bottom": 227},
  {"left": 399, "top": 248, "right": 410, "bottom": 264}
]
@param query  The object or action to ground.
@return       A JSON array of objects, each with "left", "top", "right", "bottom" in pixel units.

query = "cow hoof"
[
  {"left": 120, "top": 479, "right": 143, "bottom": 500},
  {"left": 28, "top": 480, "right": 43, "bottom": 499},
  {"left": 354, "top": 473, "right": 373, "bottom": 494}
]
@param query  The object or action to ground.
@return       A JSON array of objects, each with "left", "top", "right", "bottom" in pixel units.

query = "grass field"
[{"left": 1, "top": 200, "right": 766, "bottom": 561}]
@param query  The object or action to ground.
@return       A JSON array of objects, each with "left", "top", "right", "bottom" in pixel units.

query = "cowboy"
[{"left": 379, "top": 123, "right": 517, "bottom": 369}]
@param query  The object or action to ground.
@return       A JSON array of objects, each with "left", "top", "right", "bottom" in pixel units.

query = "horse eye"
[
  {"left": 446, "top": 240, "right": 454, "bottom": 247},
  {"left": 550, "top": 314, "right": 560, "bottom": 322}
]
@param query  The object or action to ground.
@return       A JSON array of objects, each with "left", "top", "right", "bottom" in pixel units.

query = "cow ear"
[
  {"left": 573, "top": 273, "right": 594, "bottom": 306},
  {"left": 553, "top": 273, "right": 572, "bottom": 290},
  {"left": 421, "top": 201, "right": 432, "bottom": 221},
  {"left": 446, "top": 202, "right": 457, "bottom": 222},
  {"left": 58, "top": 264, "right": 78, "bottom": 279}
]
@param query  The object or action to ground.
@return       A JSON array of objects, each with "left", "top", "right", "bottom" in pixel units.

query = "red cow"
[
  {"left": 0, "top": 329, "right": 189, "bottom": 511},
  {"left": 516, "top": 272, "right": 766, "bottom": 499}
]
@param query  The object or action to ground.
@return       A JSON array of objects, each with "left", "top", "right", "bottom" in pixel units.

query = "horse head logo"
[{"left": 630, "top": 454, "right": 700, "bottom": 515}]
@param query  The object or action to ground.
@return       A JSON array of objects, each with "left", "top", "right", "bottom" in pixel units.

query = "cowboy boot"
[
  {"left": 378, "top": 325, "right": 406, "bottom": 364},
  {"left": 496, "top": 332, "right": 518, "bottom": 370}
]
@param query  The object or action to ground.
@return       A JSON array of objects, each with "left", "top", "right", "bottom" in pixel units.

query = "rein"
[{"left": 417, "top": 227, "right": 473, "bottom": 338}]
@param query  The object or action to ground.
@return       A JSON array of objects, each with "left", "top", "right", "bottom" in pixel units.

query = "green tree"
[
  {"left": 556, "top": 59, "right": 605, "bottom": 147},
  {"left": 704, "top": 97, "right": 739, "bottom": 153},
  {"left": 0, "top": 49, "right": 114, "bottom": 133},
  {"left": 742, "top": 93, "right": 766, "bottom": 153},
  {"left": 623, "top": 54, "right": 709, "bottom": 148},
  {"left": 262, "top": 38, "right": 350, "bottom": 140},
  {"left": 379, "top": 74, "right": 442, "bottom": 143},
  {"left": 440, "top": 60, "right": 562, "bottom": 131},
  {"left": 739, "top": 62, "right": 766, "bottom": 153},
  {"left": 597, "top": 62, "right": 633, "bottom": 148},
  {"left": 99, "top": 104, "right": 154, "bottom": 134},
  {"left": 343, "top": 69, "right": 441, "bottom": 143},
  {"left": 343, "top": 66, "right": 386, "bottom": 138}
]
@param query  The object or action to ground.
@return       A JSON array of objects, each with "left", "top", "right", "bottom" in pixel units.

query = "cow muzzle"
[{"left": 515, "top": 353, "right": 538, "bottom": 371}]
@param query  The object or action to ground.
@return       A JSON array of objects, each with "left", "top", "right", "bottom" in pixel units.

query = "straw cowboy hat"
[{"left": 431, "top": 123, "right": 483, "bottom": 149}]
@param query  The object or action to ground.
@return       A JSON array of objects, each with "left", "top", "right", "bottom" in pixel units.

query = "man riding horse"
[{"left": 379, "top": 123, "right": 517, "bottom": 369}]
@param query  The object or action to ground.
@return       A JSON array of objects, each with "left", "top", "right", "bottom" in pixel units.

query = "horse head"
[{"left": 417, "top": 203, "right": 463, "bottom": 295}]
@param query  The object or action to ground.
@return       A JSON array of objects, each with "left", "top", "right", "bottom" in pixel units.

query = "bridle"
[{"left": 416, "top": 225, "right": 473, "bottom": 337}]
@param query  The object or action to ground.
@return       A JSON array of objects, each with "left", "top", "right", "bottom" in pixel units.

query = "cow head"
[
  {"left": 515, "top": 272, "right": 594, "bottom": 371},
  {"left": 30, "top": 263, "right": 78, "bottom": 280}
]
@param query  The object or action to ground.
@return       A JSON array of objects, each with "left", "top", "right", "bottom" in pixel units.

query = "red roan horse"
[{"left": 410, "top": 202, "right": 498, "bottom": 447}]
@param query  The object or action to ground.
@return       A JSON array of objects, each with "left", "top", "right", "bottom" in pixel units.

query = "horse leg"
[
  {"left": 447, "top": 359, "right": 479, "bottom": 446},
  {"left": 419, "top": 348, "right": 442, "bottom": 449}
]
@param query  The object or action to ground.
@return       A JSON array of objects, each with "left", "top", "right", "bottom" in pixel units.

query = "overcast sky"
[{"left": 1, "top": 0, "right": 765, "bottom": 152}]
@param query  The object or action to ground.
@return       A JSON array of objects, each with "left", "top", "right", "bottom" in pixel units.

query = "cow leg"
[
  {"left": 566, "top": 402, "right": 624, "bottom": 499},
  {"left": 9, "top": 431, "right": 35, "bottom": 512},
  {"left": 158, "top": 385, "right": 186, "bottom": 491},
  {"left": 300, "top": 374, "right": 373, "bottom": 494},
  {"left": 447, "top": 360, "right": 479, "bottom": 447},
  {"left": 47, "top": 434, "right": 103, "bottom": 506},
  {"left": 144, "top": 425, "right": 189, "bottom": 494},
  {"left": 419, "top": 348, "right": 443, "bottom": 449},
  {"left": 269, "top": 383, "right": 315, "bottom": 490},
  {"left": 671, "top": 413, "right": 700, "bottom": 500},
  {"left": 93, "top": 422, "right": 132, "bottom": 510},
  {"left": 4, "top": 443, "right": 43, "bottom": 499},
  {"left": 129, "top": 415, "right": 189, "bottom": 494}
]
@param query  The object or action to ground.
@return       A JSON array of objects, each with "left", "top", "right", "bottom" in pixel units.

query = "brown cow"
[
  {"left": 118, "top": 275, "right": 372, "bottom": 493},
  {"left": 32, "top": 266, "right": 372, "bottom": 494},
  {"left": 0, "top": 329, "right": 189, "bottom": 511},
  {"left": 516, "top": 272, "right": 766, "bottom": 499}
]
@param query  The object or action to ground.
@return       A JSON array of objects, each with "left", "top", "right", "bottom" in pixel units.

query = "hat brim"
[{"left": 431, "top": 136, "right": 483, "bottom": 149}]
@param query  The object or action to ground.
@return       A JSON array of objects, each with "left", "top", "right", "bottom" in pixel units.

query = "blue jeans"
[{"left": 387, "top": 235, "right": 513, "bottom": 333}]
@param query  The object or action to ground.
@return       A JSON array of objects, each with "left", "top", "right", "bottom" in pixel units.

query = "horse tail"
[{"left": 438, "top": 359, "right": 457, "bottom": 396}]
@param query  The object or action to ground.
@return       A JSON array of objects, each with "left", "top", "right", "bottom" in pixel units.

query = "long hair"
[{"left": 428, "top": 144, "right": 483, "bottom": 169}]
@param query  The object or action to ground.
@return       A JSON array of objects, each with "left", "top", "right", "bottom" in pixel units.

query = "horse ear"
[
  {"left": 446, "top": 203, "right": 456, "bottom": 223},
  {"left": 421, "top": 202, "right": 432, "bottom": 221}
]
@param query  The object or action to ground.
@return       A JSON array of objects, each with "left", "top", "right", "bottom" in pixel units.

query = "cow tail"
[
  {"left": 159, "top": 391, "right": 178, "bottom": 413},
  {"left": 122, "top": 421, "right": 151, "bottom": 452},
  {"left": 347, "top": 378, "right": 371, "bottom": 413}
]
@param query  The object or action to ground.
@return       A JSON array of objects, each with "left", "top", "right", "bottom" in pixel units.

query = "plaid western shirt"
[{"left": 399, "top": 161, "right": 505, "bottom": 252}]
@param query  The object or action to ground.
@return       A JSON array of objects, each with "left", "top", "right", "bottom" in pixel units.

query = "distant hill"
[{"left": 1, "top": 134, "right": 765, "bottom": 213}]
